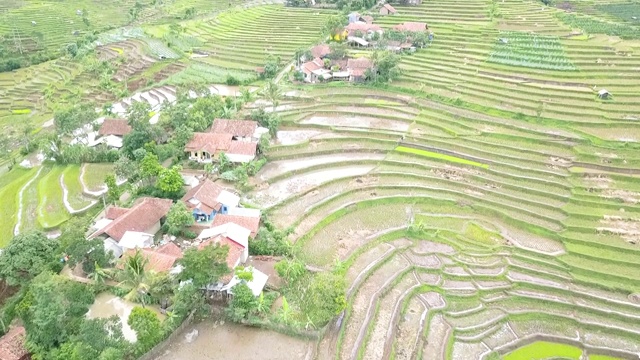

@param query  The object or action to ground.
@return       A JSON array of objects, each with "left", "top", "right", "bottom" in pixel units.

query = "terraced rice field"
[
  {"left": 0, "top": 163, "right": 106, "bottom": 241},
  {"left": 183, "top": 5, "right": 333, "bottom": 71},
  {"left": 241, "top": 0, "right": 640, "bottom": 353}
]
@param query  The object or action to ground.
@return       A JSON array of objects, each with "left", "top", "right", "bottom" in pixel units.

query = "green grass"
[
  {"left": 0, "top": 168, "right": 37, "bottom": 246},
  {"left": 395, "top": 146, "right": 489, "bottom": 169},
  {"left": 61, "top": 166, "right": 95, "bottom": 210},
  {"left": 502, "top": 341, "right": 583, "bottom": 360},
  {"left": 81, "top": 163, "right": 113, "bottom": 193},
  {"left": 10, "top": 109, "right": 31, "bottom": 114},
  {"left": 37, "top": 166, "right": 70, "bottom": 229}
]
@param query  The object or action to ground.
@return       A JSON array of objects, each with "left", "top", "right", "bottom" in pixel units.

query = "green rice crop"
[
  {"left": 557, "top": 13, "right": 640, "bottom": 40},
  {"left": 502, "top": 341, "right": 582, "bottom": 360},
  {"left": 395, "top": 146, "right": 489, "bottom": 169}
]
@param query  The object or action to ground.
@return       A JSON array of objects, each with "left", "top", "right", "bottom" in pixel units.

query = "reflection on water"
[
  {"left": 158, "top": 320, "right": 313, "bottom": 360},
  {"left": 86, "top": 292, "right": 165, "bottom": 342}
]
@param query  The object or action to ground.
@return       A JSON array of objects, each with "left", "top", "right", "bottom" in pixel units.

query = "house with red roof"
[
  {"left": 181, "top": 179, "right": 240, "bottom": 223},
  {"left": 97, "top": 119, "right": 132, "bottom": 148},
  {"left": 300, "top": 57, "right": 329, "bottom": 83},
  {"left": 185, "top": 132, "right": 257, "bottom": 163},
  {"left": 210, "top": 119, "right": 261, "bottom": 142},
  {"left": 0, "top": 326, "right": 29, "bottom": 360},
  {"left": 212, "top": 214, "right": 260, "bottom": 238},
  {"left": 121, "top": 242, "right": 183, "bottom": 273},
  {"left": 347, "top": 57, "right": 374, "bottom": 82},
  {"left": 89, "top": 197, "right": 173, "bottom": 259},
  {"left": 393, "top": 22, "right": 428, "bottom": 32},
  {"left": 380, "top": 3, "right": 397, "bottom": 15},
  {"left": 197, "top": 222, "right": 269, "bottom": 297}
]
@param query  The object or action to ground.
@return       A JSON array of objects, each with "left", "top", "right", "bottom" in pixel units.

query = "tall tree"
[
  {"left": 0, "top": 231, "right": 60, "bottom": 286},
  {"left": 262, "top": 81, "right": 282, "bottom": 113},
  {"left": 105, "top": 174, "right": 121, "bottom": 204},
  {"left": 156, "top": 166, "right": 184, "bottom": 198},
  {"left": 117, "top": 250, "right": 150, "bottom": 305},
  {"left": 225, "top": 283, "right": 258, "bottom": 322},
  {"left": 165, "top": 202, "right": 194, "bottom": 236},
  {"left": 177, "top": 243, "right": 230, "bottom": 288}
]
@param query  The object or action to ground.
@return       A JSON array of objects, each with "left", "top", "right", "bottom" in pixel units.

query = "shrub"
[{"left": 225, "top": 75, "right": 241, "bottom": 85}]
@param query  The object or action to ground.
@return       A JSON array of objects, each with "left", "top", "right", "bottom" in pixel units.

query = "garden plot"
[
  {"left": 300, "top": 115, "right": 410, "bottom": 132},
  {"left": 37, "top": 166, "right": 70, "bottom": 229},
  {"left": 257, "top": 153, "right": 385, "bottom": 181}
]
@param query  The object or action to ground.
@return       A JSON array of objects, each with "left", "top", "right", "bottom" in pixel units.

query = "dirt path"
[
  {"left": 60, "top": 173, "right": 97, "bottom": 214},
  {"left": 14, "top": 167, "right": 44, "bottom": 236}
]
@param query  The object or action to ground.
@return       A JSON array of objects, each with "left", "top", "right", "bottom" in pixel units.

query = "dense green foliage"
[
  {"left": 0, "top": 232, "right": 60, "bottom": 286},
  {"left": 177, "top": 243, "right": 230, "bottom": 288}
]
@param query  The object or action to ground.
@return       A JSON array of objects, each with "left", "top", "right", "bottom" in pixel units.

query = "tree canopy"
[
  {"left": 177, "top": 243, "right": 230, "bottom": 288},
  {"left": 0, "top": 231, "right": 60, "bottom": 286},
  {"left": 128, "top": 307, "right": 163, "bottom": 356},
  {"left": 165, "top": 202, "right": 194, "bottom": 236}
]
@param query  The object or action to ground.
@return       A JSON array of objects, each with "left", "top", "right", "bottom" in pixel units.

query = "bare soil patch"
[{"left": 300, "top": 115, "right": 410, "bottom": 132}]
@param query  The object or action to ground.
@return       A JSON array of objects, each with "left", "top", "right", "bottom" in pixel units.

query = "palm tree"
[
  {"left": 262, "top": 81, "right": 282, "bottom": 113},
  {"left": 118, "top": 250, "right": 151, "bottom": 307},
  {"left": 89, "top": 262, "right": 111, "bottom": 284},
  {"left": 220, "top": 106, "right": 235, "bottom": 119},
  {"left": 239, "top": 88, "right": 254, "bottom": 103}
]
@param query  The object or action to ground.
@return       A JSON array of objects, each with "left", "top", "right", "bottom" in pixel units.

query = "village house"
[
  {"left": 89, "top": 197, "right": 173, "bottom": 256},
  {"left": 379, "top": 3, "right": 397, "bottom": 15},
  {"left": 185, "top": 132, "right": 257, "bottom": 163},
  {"left": 310, "top": 44, "right": 331, "bottom": 59},
  {"left": 212, "top": 213, "right": 261, "bottom": 238},
  {"left": 347, "top": 57, "right": 374, "bottom": 82},
  {"left": 361, "top": 15, "right": 374, "bottom": 24},
  {"left": 301, "top": 57, "right": 330, "bottom": 83},
  {"left": 0, "top": 326, "right": 29, "bottom": 360},
  {"left": 393, "top": 22, "right": 428, "bottom": 32},
  {"left": 210, "top": 119, "right": 264, "bottom": 142},
  {"left": 182, "top": 179, "right": 240, "bottom": 223},
  {"left": 345, "top": 22, "right": 383, "bottom": 39},
  {"left": 96, "top": 118, "right": 132, "bottom": 148},
  {"left": 198, "top": 222, "right": 269, "bottom": 297},
  {"left": 121, "top": 242, "right": 184, "bottom": 273}
]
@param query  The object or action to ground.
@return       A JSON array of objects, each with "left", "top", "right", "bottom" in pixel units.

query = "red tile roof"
[
  {"left": 98, "top": 119, "right": 132, "bottom": 137},
  {"left": 91, "top": 197, "right": 173, "bottom": 241},
  {"left": 181, "top": 179, "right": 224, "bottom": 213},
  {"left": 345, "top": 22, "right": 382, "bottom": 36},
  {"left": 393, "top": 22, "right": 428, "bottom": 32},
  {"left": 348, "top": 57, "right": 373, "bottom": 69},
  {"left": 310, "top": 44, "right": 331, "bottom": 59},
  {"left": 210, "top": 119, "right": 257, "bottom": 138},
  {"left": 0, "top": 326, "right": 28, "bottom": 360},
  {"left": 383, "top": 3, "right": 397, "bottom": 13},
  {"left": 228, "top": 141, "right": 257, "bottom": 157},
  {"left": 212, "top": 214, "right": 260, "bottom": 237},
  {"left": 301, "top": 58, "right": 324, "bottom": 75},
  {"left": 361, "top": 15, "right": 374, "bottom": 24},
  {"left": 199, "top": 236, "right": 244, "bottom": 269},
  {"left": 105, "top": 206, "right": 130, "bottom": 220},
  {"left": 185, "top": 133, "right": 233, "bottom": 154},
  {"left": 123, "top": 245, "right": 183, "bottom": 273}
]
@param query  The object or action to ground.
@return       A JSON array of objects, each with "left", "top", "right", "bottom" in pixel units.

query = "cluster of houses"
[
  {"left": 185, "top": 119, "right": 267, "bottom": 164},
  {"left": 297, "top": 7, "right": 428, "bottom": 84},
  {"left": 75, "top": 117, "right": 266, "bottom": 164},
  {"left": 88, "top": 176, "right": 268, "bottom": 298}
]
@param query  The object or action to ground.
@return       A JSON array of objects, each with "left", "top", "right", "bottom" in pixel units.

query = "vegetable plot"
[{"left": 487, "top": 31, "right": 576, "bottom": 71}]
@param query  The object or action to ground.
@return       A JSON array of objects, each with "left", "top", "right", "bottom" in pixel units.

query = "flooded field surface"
[
  {"left": 86, "top": 292, "right": 164, "bottom": 342},
  {"left": 156, "top": 320, "right": 313, "bottom": 360}
]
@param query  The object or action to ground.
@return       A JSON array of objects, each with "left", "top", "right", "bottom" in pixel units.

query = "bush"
[{"left": 225, "top": 75, "right": 241, "bottom": 85}]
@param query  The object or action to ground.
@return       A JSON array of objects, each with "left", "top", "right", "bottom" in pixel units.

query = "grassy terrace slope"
[{"left": 244, "top": 0, "right": 640, "bottom": 351}]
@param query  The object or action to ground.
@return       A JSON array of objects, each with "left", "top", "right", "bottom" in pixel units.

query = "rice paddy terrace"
[
  {"left": 0, "top": 163, "right": 111, "bottom": 246},
  {"left": 244, "top": 0, "right": 640, "bottom": 359}
]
